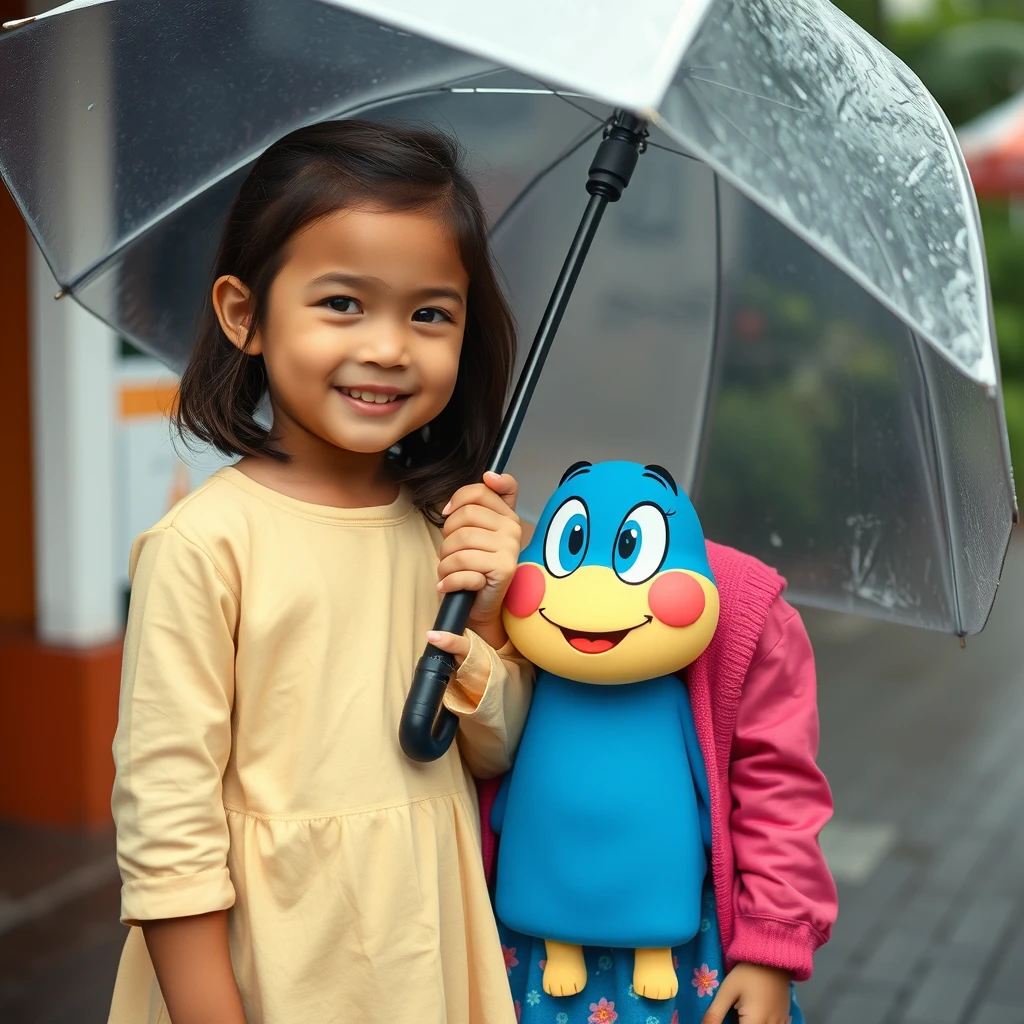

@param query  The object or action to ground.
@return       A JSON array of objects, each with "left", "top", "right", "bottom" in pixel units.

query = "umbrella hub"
[{"left": 587, "top": 111, "right": 649, "bottom": 202}]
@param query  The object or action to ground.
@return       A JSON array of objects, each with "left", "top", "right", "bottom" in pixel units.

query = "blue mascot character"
[{"left": 494, "top": 460, "right": 720, "bottom": 1005}]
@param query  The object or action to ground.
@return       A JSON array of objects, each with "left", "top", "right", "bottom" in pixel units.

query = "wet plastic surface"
[{"left": 0, "top": 0, "right": 1013, "bottom": 633}]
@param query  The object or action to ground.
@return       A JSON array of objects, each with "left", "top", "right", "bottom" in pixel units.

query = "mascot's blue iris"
[
  {"left": 544, "top": 497, "right": 590, "bottom": 578},
  {"left": 613, "top": 503, "right": 668, "bottom": 584},
  {"left": 616, "top": 522, "right": 640, "bottom": 566}
]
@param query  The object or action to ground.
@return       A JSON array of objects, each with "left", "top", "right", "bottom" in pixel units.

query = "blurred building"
[{"left": 0, "top": 0, "right": 232, "bottom": 832}]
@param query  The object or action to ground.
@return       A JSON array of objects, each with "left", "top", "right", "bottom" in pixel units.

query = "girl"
[{"left": 107, "top": 120, "right": 532, "bottom": 1024}]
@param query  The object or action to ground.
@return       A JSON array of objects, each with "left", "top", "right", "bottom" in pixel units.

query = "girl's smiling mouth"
[
  {"left": 335, "top": 385, "right": 411, "bottom": 415},
  {"left": 538, "top": 609, "right": 652, "bottom": 654}
]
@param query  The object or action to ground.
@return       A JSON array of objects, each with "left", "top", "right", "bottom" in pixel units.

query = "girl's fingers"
[
  {"left": 437, "top": 547, "right": 518, "bottom": 583},
  {"left": 425, "top": 630, "right": 471, "bottom": 666},
  {"left": 483, "top": 471, "right": 519, "bottom": 511},
  {"left": 436, "top": 570, "right": 488, "bottom": 595},
  {"left": 441, "top": 504, "right": 506, "bottom": 537},
  {"left": 442, "top": 479, "right": 520, "bottom": 519},
  {"left": 438, "top": 526, "right": 518, "bottom": 563},
  {"left": 701, "top": 975, "right": 739, "bottom": 1024}
]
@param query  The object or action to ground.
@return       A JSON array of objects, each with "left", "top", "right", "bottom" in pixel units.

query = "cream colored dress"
[{"left": 107, "top": 467, "right": 533, "bottom": 1024}]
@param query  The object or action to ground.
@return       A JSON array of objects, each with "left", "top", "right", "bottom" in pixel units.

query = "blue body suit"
[{"left": 493, "top": 671, "right": 710, "bottom": 948}]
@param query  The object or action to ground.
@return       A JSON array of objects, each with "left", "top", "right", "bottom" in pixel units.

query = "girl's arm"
[
  {"left": 441, "top": 630, "right": 534, "bottom": 778},
  {"left": 114, "top": 524, "right": 244, "bottom": 1017},
  {"left": 726, "top": 596, "right": 839, "bottom": 981},
  {"left": 430, "top": 473, "right": 535, "bottom": 777},
  {"left": 142, "top": 912, "right": 246, "bottom": 1024}
]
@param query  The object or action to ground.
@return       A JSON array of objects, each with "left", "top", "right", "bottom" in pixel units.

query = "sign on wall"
[{"left": 115, "top": 357, "right": 232, "bottom": 588}]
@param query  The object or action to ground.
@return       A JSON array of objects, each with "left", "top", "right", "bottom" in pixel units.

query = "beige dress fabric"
[{"left": 107, "top": 467, "right": 533, "bottom": 1024}]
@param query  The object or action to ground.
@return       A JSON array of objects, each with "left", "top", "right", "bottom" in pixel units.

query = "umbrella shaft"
[
  {"left": 487, "top": 191, "right": 609, "bottom": 475},
  {"left": 399, "top": 112, "right": 648, "bottom": 763}
]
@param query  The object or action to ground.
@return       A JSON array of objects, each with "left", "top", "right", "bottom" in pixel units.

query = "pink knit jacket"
[{"left": 478, "top": 541, "right": 838, "bottom": 981}]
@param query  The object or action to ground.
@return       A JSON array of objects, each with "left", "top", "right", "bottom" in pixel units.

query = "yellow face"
[{"left": 502, "top": 562, "right": 720, "bottom": 685}]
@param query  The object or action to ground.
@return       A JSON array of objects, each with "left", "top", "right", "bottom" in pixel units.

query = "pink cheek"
[
  {"left": 504, "top": 564, "right": 546, "bottom": 618},
  {"left": 648, "top": 572, "right": 707, "bottom": 628}
]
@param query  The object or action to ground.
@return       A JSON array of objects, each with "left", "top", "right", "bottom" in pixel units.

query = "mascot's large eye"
[
  {"left": 544, "top": 497, "right": 590, "bottom": 578},
  {"left": 614, "top": 503, "right": 669, "bottom": 584}
]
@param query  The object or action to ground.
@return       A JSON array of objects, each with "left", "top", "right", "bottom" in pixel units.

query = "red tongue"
[{"left": 569, "top": 637, "right": 616, "bottom": 654}]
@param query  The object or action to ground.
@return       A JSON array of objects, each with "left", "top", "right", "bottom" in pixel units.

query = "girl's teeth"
[{"left": 342, "top": 388, "right": 397, "bottom": 404}]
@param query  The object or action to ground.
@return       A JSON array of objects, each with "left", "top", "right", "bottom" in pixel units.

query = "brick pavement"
[
  {"left": 2, "top": 542, "right": 1024, "bottom": 1023},
  {"left": 798, "top": 537, "right": 1024, "bottom": 1024}
]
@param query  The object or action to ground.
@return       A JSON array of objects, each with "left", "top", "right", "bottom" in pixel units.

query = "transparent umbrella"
[{"left": 0, "top": 0, "right": 1015, "bottom": 755}]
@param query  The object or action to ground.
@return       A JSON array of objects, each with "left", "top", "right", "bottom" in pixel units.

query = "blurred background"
[{"left": 1, "top": 0, "right": 1023, "bottom": 1021}]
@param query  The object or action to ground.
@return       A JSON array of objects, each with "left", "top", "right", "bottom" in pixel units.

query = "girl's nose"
[{"left": 356, "top": 319, "right": 411, "bottom": 369}]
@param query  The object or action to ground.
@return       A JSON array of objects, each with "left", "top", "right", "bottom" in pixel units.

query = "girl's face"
[{"left": 222, "top": 205, "right": 469, "bottom": 459}]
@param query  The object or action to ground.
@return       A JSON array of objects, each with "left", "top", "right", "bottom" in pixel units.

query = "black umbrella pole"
[{"left": 400, "top": 112, "right": 649, "bottom": 762}]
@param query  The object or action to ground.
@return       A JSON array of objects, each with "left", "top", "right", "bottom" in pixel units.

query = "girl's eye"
[
  {"left": 544, "top": 498, "right": 589, "bottom": 578},
  {"left": 325, "top": 296, "right": 362, "bottom": 314},
  {"left": 411, "top": 307, "right": 452, "bottom": 324},
  {"left": 613, "top": 503, "right": 669, "bottom": 584}
]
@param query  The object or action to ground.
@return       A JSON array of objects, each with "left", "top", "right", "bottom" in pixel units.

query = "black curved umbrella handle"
[
  {"left": 399, "top": 111, "right": 649, "bottom": 763},
  {"left": 399, "top": 590, "right": 476, "bottom": 762}
]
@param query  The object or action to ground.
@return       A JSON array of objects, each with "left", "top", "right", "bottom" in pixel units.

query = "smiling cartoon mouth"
[{"left": 539, "top": 610, "right": 653, "bottom": 654}]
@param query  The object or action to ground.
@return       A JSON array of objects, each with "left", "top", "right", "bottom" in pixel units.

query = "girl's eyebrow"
[{"left": 308, "top": 272, "right": 465, "bottom": 306}]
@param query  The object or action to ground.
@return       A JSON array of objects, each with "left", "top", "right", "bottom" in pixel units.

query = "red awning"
[{"left": 957, "top": 90, "right": 1024, "bottom": 198}]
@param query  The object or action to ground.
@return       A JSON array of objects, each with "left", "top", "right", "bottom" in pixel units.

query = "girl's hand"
[
  {"left": 430, "top": 472, "right": 521, "bottom": 658},
  {"left": 702, "top": 962, "right": 792, "bottom": 1024}
]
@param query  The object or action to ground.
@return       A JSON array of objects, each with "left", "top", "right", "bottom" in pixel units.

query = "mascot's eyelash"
[{"left": 665, "top": 510, "right": 676, "bottom": 518}]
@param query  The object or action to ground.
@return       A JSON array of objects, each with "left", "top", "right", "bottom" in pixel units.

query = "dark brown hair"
[{"left": 175, "top": 119, "right": 516, "bottom": 522}]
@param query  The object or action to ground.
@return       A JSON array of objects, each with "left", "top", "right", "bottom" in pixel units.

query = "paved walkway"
[
  {"left": 3, "top": 542, "right": 1024, "bottom": 1023},
  {"left": 799, "top": 537, "right": 1024, "bottom": 1024}
]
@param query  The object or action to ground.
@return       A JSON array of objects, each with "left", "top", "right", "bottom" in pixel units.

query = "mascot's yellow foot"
[
  {"left": 543, "top": 940, "right": 588, "bottom": 997},
  {"left": 633, "top": 947, "right": 679, "bottom": 1000}
]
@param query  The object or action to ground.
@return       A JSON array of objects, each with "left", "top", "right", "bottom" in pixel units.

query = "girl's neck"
[{"left": 236, "top": 433, "right": 399, "bottom": 510}]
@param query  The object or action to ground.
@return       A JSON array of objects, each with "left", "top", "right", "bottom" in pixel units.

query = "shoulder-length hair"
[{"left": 174, "top": 119, "right": 516, "bottom": 523}]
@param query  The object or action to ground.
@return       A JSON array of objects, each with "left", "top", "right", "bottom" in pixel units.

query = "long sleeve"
[
  {"left": 112, "top": 524, "right": 239, "bottom": 925},
  {"left": 726, "top": 597, "right": 838, "bottom": 981},
  {"left": 443, "top": 630, "right": 534, "bottom": 779}
]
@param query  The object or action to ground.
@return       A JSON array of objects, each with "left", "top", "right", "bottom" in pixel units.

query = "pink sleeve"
[{"left": 726, "top": 596, "right": 838, "bottom": 981}]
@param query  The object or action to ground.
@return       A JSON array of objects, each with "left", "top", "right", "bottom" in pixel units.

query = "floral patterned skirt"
[{"left": 497, "top": 879, "right": 805, "bottom": 1024}]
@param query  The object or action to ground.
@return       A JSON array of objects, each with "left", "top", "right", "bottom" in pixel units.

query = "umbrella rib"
[
  {"left": 546, "top": 89, "right": 703, "bottom": 165},
  {"left": 547, "top": 90, "right": 702, "bottom": 163},
  {"left": 859, "top": 207, "right": 904, "bottom": 295},
  {"left": 906, "top": 323, "right": 964, "bottom": 635},
  {"left": 684, "top": 74, "right": 812, "bottom": 115},
  {"left": 489, "top": 123, "right": 605, "bottom": 239},
  {"left": 688, "top": 81, "right": 788, "bottom": 173},
  {"left": 644, "top": 139, "right": 703, "bottom": 163},
  {"left": 550, "top": 91, "right": 607, "bottom": 126},
  {"left": 688, "top": 175, "right": 726, "bottom": 502}
]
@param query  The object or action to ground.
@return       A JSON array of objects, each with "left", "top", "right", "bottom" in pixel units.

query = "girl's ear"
[{"left": 212, "top": 275, "right": 261, "bottom": 355}]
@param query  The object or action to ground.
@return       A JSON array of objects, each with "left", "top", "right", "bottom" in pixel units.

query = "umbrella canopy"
[
  {"left": 0, "top": 0, "right": 1015, "bottom": 636},
  {"left": 957, "top": 89, "right": 1024, "bottom": 198}
]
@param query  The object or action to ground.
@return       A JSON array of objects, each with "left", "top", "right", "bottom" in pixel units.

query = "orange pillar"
[{"left": 0, "top": 0, "right": 122, "bottom": 827}]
